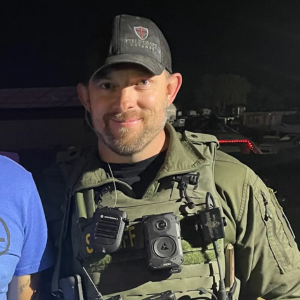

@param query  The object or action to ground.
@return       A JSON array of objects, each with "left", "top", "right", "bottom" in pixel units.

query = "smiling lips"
[
  {"left": 106, "top": 110, "right": 144, "bottom": 128},
  {"left": 111, "top": 118, "right": 141, "bottom": 127}
]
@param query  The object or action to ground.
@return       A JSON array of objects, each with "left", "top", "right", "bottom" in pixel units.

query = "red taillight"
[{"left": 218, "top": 139, "right": 259, "bottom": 154}]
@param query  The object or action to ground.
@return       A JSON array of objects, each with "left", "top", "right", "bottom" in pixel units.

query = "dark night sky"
[{"left": 1, "top": 0, "right": 300, "bottom": 104}]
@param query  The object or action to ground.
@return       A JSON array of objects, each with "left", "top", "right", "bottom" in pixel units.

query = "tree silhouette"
[
  {"left": 196, "top": 73, "right": 251, "bottom": 114},
  {"left": 247, "top": 85, "right": 284, "bottom": 110}
]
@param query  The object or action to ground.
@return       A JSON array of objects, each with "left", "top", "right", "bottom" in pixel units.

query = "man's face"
[{"left": 85, "top": 65, "right": 170, "bottom": 156}]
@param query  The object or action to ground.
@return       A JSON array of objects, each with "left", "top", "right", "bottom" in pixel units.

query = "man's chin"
[
  {"left": 111, "top": 130, "right": 140, "bottom": 143},
  {"left": 109, "top": 143, "right": 144, "bottom": 156},
  {"left": 109, "top": 134, "right": 148, "bottom": 155}
]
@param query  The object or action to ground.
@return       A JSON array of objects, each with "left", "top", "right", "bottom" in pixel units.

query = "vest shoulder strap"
[
  {"left": 184, "top": 130, "right": 219, "bottom": 145},
  {"left": 183, "top": 130, "right": 219, "bottom": 161}
]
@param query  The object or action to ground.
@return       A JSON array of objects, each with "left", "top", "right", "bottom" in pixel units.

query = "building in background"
[{"left": 243, "top": 110, "right": 297, "bottom": 133}]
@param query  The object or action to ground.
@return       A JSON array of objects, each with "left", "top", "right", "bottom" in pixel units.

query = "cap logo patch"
[{"left": 134, "top": 26, "right": 148, "bottom": 40}]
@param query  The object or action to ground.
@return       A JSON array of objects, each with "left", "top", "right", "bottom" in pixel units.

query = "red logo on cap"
[{"left": 134, "top": 26, "right": 148, "bottom": 40}]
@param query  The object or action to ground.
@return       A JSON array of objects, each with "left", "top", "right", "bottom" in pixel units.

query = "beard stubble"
[{"left": 92, "top": 101, "right": 168, "bottom": 156}]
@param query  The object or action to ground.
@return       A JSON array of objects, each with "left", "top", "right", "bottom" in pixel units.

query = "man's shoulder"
[
  {"left": 215, "top": 150, "right": 248, "bottom": 171},
  {"left": 41, "top": 146, "right": 96, "bottom": 196},
  {"left": 56, "top": 147, "right": 86, "bottom": 164},
  {"left": 0, "top": 155, "right": 31, "bottom": 184},
  {"left": 181, "top": 130, "right": 250, "bottom": 176},
  {"left": 182, "top": 130, "right": 219, "bottom": 144},
  {"left": 214, "top": 150, "right": 254, "bottom": 186},
  {"left": 43, "top": 146, "right": 93, "bottom": 179}
]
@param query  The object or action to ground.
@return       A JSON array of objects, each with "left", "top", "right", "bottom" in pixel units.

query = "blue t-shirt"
[{"left": 0, "top": 155, "right": 54, "bottom": 299}]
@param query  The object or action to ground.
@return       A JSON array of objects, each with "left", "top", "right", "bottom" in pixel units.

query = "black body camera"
[
  {"left": 90, "top": 206, "right": 128, "bottom": 253},
  {"left": 143, "top": 213, "right": 183, "bottom": 273}
]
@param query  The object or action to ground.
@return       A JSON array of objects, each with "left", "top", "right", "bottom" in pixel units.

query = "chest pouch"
[
  {"left": 90, "top": 206, "right": 128, "bottom": 253},
  {"left": 143, "top": 212, "right": 183, "bottom": 273}
]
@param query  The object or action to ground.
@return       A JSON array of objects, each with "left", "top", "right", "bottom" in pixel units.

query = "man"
[
  {"left": 40, "top": 15, "right": 300, "bottom": 300},
  {"left": 0, "top": 154, "right": 53, "bottom": 300}
]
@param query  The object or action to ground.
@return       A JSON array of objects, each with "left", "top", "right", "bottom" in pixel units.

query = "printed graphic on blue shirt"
[{"left": 0, "top": 218, "right": 10, "bottom": 256}]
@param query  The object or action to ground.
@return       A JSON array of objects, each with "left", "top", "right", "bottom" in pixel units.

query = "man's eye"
[
  {"left": 100, "top": 82, "right": 113, "bottom": 89},
  {"left": 137, "top": 80, "right": 150, "bottom": 86}
]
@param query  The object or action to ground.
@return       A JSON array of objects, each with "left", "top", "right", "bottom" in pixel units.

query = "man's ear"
[
  {"left": 166, "top": 72, "right": 182, "bottom": 106},
  {"left": 77, "top": 83, "right": 91, "bottom": 112}
]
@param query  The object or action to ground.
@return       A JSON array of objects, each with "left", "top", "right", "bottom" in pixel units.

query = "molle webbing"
[
  {"left": 69, "top": 134, "right": 228, "bottom": 299},
  {"left": 53, "top": 128, "right": 236, "bottom": 299}
]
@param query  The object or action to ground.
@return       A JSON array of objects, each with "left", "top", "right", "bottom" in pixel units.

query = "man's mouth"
[{"left": 110, "top": 118, "right": 141, "bottom": 127}]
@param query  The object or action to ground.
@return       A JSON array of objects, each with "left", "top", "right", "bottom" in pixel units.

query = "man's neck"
[{"left": 98, "top": 130, "right": 169, "bottom": 164}]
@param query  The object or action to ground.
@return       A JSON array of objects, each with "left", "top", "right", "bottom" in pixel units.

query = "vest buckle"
[{"left": 173, "top": 172, "right": 200, "bottom": 209}]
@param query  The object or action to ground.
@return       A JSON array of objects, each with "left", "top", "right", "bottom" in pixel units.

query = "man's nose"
[{"left": 115, "top": 87, "right": 137, "bottom": 111}]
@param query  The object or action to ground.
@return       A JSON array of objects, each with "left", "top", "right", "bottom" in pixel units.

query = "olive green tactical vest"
[{"left": 58, "top": 127, "right": 239, "bottom": 300}]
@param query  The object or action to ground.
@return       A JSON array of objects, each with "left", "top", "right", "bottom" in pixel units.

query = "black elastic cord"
[{"left": 182, "top": 185, "right": 195, "bottom": 209}]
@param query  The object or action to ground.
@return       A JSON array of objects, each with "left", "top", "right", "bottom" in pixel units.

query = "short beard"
[
  {"left": 102, "top": 117, "right": 167, "bottom": 156},
  {"left": 90, "top": 103, "right": 168, "bottom": 156}
]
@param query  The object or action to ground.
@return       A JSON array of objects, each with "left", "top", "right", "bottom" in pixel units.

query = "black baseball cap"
[{"left": 89, "top": 14, "right": 172, "bottom": 81}]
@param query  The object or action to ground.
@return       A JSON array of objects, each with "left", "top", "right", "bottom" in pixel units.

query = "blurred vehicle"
[
  {"left": 259, "top": 133, "right": 300, "bottom": 154},
  {"left": 216, "top": 131, "right": 262, "bottom": 155},
  {"left": 184, "top": 115, "right": 262, "bottom": 156}
]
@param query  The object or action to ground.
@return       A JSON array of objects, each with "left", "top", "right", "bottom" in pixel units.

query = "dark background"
[
  {"left": 1, "top": 0, "right": 300, "bottom": 107},
  {"left": 1, "top": 0, "right": 300, "bottom": 243}
]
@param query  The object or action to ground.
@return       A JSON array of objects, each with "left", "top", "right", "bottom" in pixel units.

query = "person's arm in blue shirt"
[
  {"left": 0, "top": 156, "right": 54, "bottom": 300},
  {"left": 6, "top": 172, "right": 54, "bottom": 300},
  {"left": 7, "top": 274, "right": 39, "bottom": 300}
]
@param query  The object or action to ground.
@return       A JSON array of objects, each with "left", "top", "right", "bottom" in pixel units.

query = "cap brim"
[{"left": 89, "top": 54, "right": 165, "bottom": 81}]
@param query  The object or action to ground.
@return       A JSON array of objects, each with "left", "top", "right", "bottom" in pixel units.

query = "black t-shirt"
[{"left": 101, "top": 151, "right": 167, "bottom": 198}]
